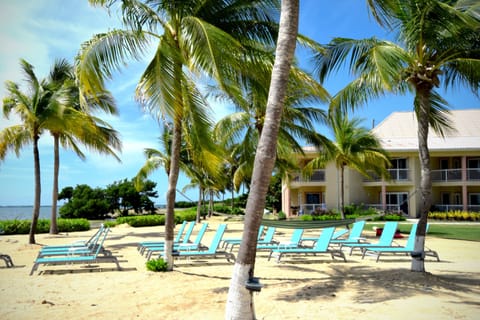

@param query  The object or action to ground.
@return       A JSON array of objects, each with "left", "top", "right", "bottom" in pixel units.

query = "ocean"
[{"left": 0, "top": 206, "right": 58, "bottom": 221}]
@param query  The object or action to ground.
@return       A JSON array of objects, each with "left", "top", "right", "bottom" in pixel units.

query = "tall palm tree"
[
  {"left": 43, "top": 59, "right": 121, "bottom": 234},
  {"left": 213, "top": 66, "right": 330, "bottom": 191},
  {"left": 225, "top": 0, "right": 299, "bottom": 318},
  {"left": 314, "top": 0, "right": 480, "bottom": 272},
  {"left": 304, "top": 110, "right": 390, "bottom": 219},
  {"left": 1, "top": 59, "right": 62, "bottom": 244},
  {"left": 77, "top": 0, "right": 279, "bottom": 270}
]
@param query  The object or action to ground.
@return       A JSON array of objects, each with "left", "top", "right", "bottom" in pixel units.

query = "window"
[
  {"left": 384, "top": 192, "right": 408, "bottom": 213},
  {"left": 306, "top": 193, "right": 320, "bottom": 204},
  {"left": 390, "top": 158, "right": 408, "bottom": 180},
  {"left": 469, "top": 193, "right": 480, "bottom": 206}
]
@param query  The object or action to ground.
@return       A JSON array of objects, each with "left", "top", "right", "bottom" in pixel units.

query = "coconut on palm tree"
[
  {"left": 314, "top": 0, "right": 480, "bottom": 271},
  {"left": 77, "top": 0, "right": 280, "bottom": 270}
]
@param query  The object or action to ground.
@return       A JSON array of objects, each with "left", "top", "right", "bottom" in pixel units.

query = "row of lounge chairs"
[
  {"left": 138, "top": 220, "right": 440, "bottom": 264},
  {"left": 30, "top": 224, "right": 121, "bottom": 275},
  {"left": 29, "top": 219, "right": 440, "bottom": 275}
]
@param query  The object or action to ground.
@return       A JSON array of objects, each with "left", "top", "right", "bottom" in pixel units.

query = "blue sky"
[{"left": 0, "top": 0, "right": 478, "bottom": 206}]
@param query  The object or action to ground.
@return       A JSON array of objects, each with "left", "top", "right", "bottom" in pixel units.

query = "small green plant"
[
  {"left": 146, "top": 258, "right": 168, "bottom": 272},
  {"left": 277, "top": 211, "right": 286, "bottom": 220}
]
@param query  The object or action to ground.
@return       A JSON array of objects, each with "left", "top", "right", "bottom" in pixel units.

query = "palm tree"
[
  {"left": 43, "top": 59, "right": 121, "bottom": 234},
  {"left": 213, "top": 65, "right": 330, "bottom": 192},
  {"left": 304, "top": 110, "right": 391, "bottom": 219},
  {"left": 77, "top": 0, "right": 279, "bottom": 270},
  {"left": 314, "top": 0, "right": 480, "bottom": 272},
  {"left": 1, "top": 59, "right": 61, "bottom": 244},
  {"left": 225, "top": 1, "right": 299, "bottom": 318}
]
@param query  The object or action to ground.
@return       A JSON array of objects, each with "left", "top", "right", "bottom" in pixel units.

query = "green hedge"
[{"left": 0, "top": 218, "right": 90, "bottom": 235}]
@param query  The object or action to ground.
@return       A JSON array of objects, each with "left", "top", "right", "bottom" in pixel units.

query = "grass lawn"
[{"left": 367, "top": 222, "right": 480, "bottom": 242}]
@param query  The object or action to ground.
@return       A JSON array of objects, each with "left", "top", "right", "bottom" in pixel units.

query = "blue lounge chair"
[
  {"left": 30, "top": 228, "right": 121, "bottom": 275},
  {"left": 39, "top": 224, "right": 105, "bottom": 252},
  {"left": 330, "top": 220, "right": 366, "bottom": 245},
  {"left": 162, "top": 224, "right": 235, "bottom": 263},
  {"left": 221, "top": 225, "right": 265, "bottom": 250},
  {"left": 361, "top": 224, "right": 440, "bottom": 262},
  {"left": 256, "top": 228, "right": 304, "bottom": 251},
  {"left": 145, "top": 223, "right": 209, "bottom": 260},
  {"left": 269, "top": 227, "right": 346, "bottom": 263},
  {"left": 37, "top": 226, "right": 109, "bottom": 258},
  {"left": 341, "top": 221, "right": 398, "bottom": 255},
  {"left": 227, "top": 227, "right": 278, "bottom": 252},
  {"left": 300, "top": 227, "right": 350, "bottom": 247},
  {"left": 138, "top": 221, "right": 195, "bottom": 254}
]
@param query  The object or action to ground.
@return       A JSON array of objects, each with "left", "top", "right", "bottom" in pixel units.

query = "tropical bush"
[
  {"left": 146, "top": 258, "right": 169, "bottom": 272},
  {"left": 428, "top": 211, "right": 480, "bottom": 221},
  {"left": 0, "top": 218, "right": 90, "bottom": 234}
]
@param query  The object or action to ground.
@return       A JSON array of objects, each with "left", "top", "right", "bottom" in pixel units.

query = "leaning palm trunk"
[
  {"left": 50, "top": 134, "right": 60, "bottom": 234},
  {"left": 29, "top": 134, "right": 41, "bottom": 244},
  {"left": 225, "top": 1, "right": 299, "bottom": 318},
  {"left": 412, "top": 89, "right": 432, "bottom": 272},
  {"left": 164, "top": 117, "right": 183, "bottom": 270}
]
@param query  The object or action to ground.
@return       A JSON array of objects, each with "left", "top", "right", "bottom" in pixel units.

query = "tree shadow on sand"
[{"left": 266, "top": 265, "right": 480, "bottom": 304}]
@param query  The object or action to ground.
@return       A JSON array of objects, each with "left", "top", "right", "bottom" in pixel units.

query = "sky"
[{"left": 0, "top": 0, "right": 478, "bottom": 206}]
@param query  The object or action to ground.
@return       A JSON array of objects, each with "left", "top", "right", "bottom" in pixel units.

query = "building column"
[
  {"left": 281, "top": 183, "right": 291, "bottom": 216},
  {"left": 462, "top": 156, "right": 468, "bottom": 212},
  {"left": 381, "top": 183, "right": 387, "bottom": 211}
]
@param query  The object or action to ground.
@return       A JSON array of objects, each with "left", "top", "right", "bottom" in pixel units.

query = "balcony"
[
  {"left": 467, "top": 168, "right": 480, "bottom": 180},
  {"left": 364, "top": 169, "right": 410, "bottom": 182},
  {"left": 431, "top": 169, "right": 462, "bottom": 182},
  {"left": 431, "top": 168, "right": 480, "bottom": 182},
  {"left": 291, "top": 170, "right": 325, "bottom": 184}
]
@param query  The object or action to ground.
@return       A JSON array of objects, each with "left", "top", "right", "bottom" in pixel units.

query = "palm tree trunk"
[
  {"left": 165, "top": 115, "right": 182, "bottom": 270},
  {"left": 29, "top": 133, "right": 41, "bottom": 244},
  {"left": 411, "top": 89, "right": 432, "bottom": 272},
  {"left": 50, "top": 134, "right": 59, "bottom": 234},
  {"left": 225, "top": 1, "right": 299, "bottom": 318},
  {"left": 196, "top": 187, "right": 203, "bottom": 223},
  {"left": 340, "top": 165, "right": 346, "bottom": 219},
  {"left": 208, "top": 189, "right": 214, "bottom": 218}
]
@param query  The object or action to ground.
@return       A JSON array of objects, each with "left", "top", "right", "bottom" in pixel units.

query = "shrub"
[
  {"left": 116, "top": 215, "right": 165, "bottom": 227},
  {"left": 300, "top": 214, "right": 313, "bottom": 221},
  {"left": 277, "top": 211, "right": 286, "bottom": 220},
  {"left": 0, "top": 218, "right": 90, "bottom": 235},
  {"left": 428, "top": 210, "right": 480, "bottom": 221},
  {"left": 146, "top": 258, "right": 168, "bottom": 272}
]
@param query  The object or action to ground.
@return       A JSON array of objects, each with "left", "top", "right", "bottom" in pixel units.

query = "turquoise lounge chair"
[
  {"left": 39, "top": 224, "right": 105, "bottom": 252},
  {"left": 30, "top": 228, "right": 121, "bottom": 275},
  {"left": 330, "top": 220, "right": 366, "bottom": 245},
  {"left": 221, "top": 225, "right": 265, "bottom": 250},
  {"left": 256, "top": 228, "right": 304, "bottom": 251},
  {"left": 145, "top": 223, "right": 209, "bottom": 260},
  {"left": 37, "top": 228, "right": 111, "bottom": 258},
  {"left": 341, "top": 221, "right": 398, "bottom": 255},
  {"left": 361, "top": 224, "right": 440, "bottom": 262},
  {"left": 227, "top": 227, "right": 278, "bottom": 252},
  {"left": 300, "top": 221, "right": 365, "bottom": 247},
  {"left": 163, "top": 224, "right": 235, "bottom": 263},
  {"left": 269, "top": 227, "right": 346, "bottom": 263},
  {"left": 138, "top": 221, "right": 195, "bottom": 254}
]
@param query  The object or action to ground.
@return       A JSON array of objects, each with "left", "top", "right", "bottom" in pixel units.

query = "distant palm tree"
[
  {"left": 305, "top": 111, "right": 390, "bottom": 219},
  {"left": 213, "top": 66, "right": 330, "bottom": 191},
  {"left": 78, "top": 0, "right": 279, "bottom": 270},
  {"left": 314, "top": 0, "right": 479, "bottom": 272},
  {"left": 1, "top": 59, "right": 62, "bottom": 243},
  {"left": 225, "top": 1, "right": 300, "bottom": 318},
  {"left": 43, "top": 59, "right": 121, "bottom": 234}
]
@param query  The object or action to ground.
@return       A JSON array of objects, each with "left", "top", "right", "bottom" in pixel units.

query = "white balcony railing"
[
  {"left": 431, "top": 169, "right": 462, "bottom": 182},
  {"left": 292, "top": 170, "right": 325, "bottom": 183}
]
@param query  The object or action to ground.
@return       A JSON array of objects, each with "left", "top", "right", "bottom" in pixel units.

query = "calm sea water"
[
  {"left": 0, "top": 206, "right": 58, "bottom": 220},
  {"left": 0, "top": 205, "right": 166, "bottom": 220}
]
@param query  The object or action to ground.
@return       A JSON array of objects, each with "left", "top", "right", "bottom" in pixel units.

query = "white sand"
[{"left": 1, "top": 217, "right": 479, "bottom": 319}]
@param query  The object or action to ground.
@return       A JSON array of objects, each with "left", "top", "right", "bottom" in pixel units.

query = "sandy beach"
[{"left": 1, "top": 217, "right": 479, "bottom": 319}]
